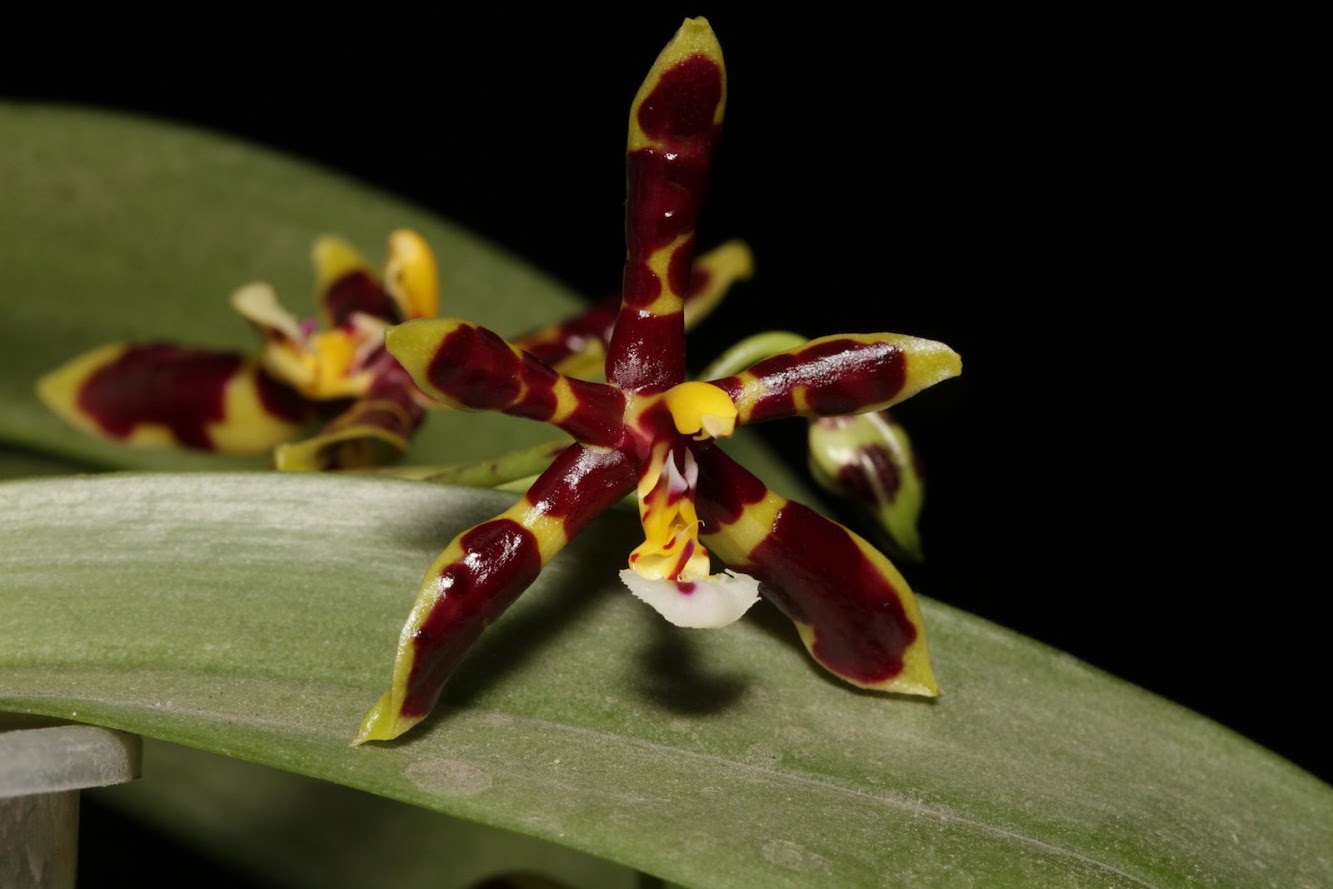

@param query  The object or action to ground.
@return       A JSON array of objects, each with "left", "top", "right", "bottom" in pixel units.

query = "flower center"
[
  {"left": 625, "top": 382, "right": 738, "bottom": 582},
  {"left": 628, "top": 445, "right": 713, "bottom": 583},
  {"left": 231, "top": 282, "right": 385, "bottom": 400},
  {"left": 263, "top": 316, "right": 385, "bottom": 400}
]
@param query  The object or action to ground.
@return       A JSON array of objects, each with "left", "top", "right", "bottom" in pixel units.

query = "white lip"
[{"left": 619, "top": 568, "right": 762, "bottom": 629}]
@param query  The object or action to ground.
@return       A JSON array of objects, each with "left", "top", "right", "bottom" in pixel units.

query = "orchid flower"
[
  {"left": 35, "top": 228, "right": 752, "bottom": 471},
  {"left": 355, "top": 18, "right": 961, "bottom": 744},
  {"left": 37, "top": 230, "right": 441, "bottom": 470}
]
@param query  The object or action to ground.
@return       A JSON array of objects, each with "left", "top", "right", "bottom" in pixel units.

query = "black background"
[{"left": 6, "top": 5, "right": 1324, "bottom": 879}]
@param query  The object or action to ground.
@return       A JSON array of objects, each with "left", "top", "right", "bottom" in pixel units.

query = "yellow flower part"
[
  {"left": 619, "top": 381, "right": 761, "bottom": 630},
  {"left": 663, "top": 381, "right": 738, "bottom": 440},
  {"left": 628, "top": 444, "right": 711, "bottom": 583},
  {"left": 626, "top": 382, "right": 739, "bottom": 583},
  {"left": 230, "top": 283, "right": 384, "bottom": 401},
  {"left": 384, "top": 229, "right": 440, "bottom": 321}
]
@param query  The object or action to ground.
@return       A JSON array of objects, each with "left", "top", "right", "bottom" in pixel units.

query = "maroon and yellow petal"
[
  {"left": 711, "top": 333, "right": 961, "bottom": 426},
  {"left": 231, "top": 282, "right": 377, "bottom": 400},
  {"left": 383, "top": 229, "right": 439, "bottom": 321},
  {"left": 355, "top": 443, "right": 638, "bottom": 744},
  {"left": 606, "top": 17, "right": 726, "bottom": 393},
  {"left": 386, "top": 318, "right": 627, "bottom": 447},
  {"left": 37, "top": 343, "right": 312, "bottom": 453},
  {"left": 514, "top": 297, "right": 618, "bottom": 380},
  {"left": 515, "top": 239, "right": 754, "bottom": 381},
  {"left": 694, "top": 446, "right": 938, "bottom": 696},
  {"left": 681, "top": 240, "right": 753, "bottom": 330},
  {"left": 273, "top": 353, "right": 426, "bottom": 471},
  {"left": 230, "top": 281, "right": 304, "bottom": 351},
  {"left": 314, "top": 236, "right": 402, "bottom": 326}
]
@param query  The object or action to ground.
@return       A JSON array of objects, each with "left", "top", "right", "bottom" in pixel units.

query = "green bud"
[{"left": 808, "top": 410, "right": 925, "bottom": 562}]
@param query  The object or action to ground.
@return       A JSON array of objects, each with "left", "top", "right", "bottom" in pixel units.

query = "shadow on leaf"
[{"left": 630, "top": 618, "right": 752, "bottom": 716}]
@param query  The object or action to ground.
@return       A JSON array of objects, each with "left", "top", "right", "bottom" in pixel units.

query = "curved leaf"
[
  {"left": 97, "top": 738, "right": 644, "bottom": 889},
  {"left": 2, "top": 472, "right": 1328, "bottom": 888}
]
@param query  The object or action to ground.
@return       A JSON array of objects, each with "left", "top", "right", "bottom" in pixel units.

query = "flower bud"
[{"left": 808, "top": 410, "right": 925, "bottom": 561}]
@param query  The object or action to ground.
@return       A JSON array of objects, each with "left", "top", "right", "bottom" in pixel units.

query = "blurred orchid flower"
[
  {"left": 36, "top": 231, "right": 752, "bottom": 471},
  {"left": 37, "top": 230, "right": 440, "bottom": 469}
]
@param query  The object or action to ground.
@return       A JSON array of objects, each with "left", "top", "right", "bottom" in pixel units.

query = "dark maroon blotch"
[
  {"left": 323, "top": 271, "right": 402, "bottom": 326},
  {"left": 254, "top": 366, "right": 313, "bottom": 423},
  {"left": 526, "top": 444, "right": 638, "bottom": 529},
  {"left": 636, "top": 54, "right": 723, "bottom": 142},
  {"left": 606, "top": 311, "right": 687, "bottom": 395},
  {"left": 693, "top": 445, "right": 770, "bottom": 526},
  {"left": 749, "top": 501, "right": 914, "bottom": 684},
  {"left": 746, "top": 339, "right": 908, "bottom": 423},
  {"left": 838, "top": 444, "right": 902, "bottom": 505},
  {"left": 511, "top": 352, "right": 560, "bottom": 423},
  {"left": 557, "top": 379, "right": 627, "bottom": 448},
  {"left": 77, "top": 344, "right": 305, "bottom": 450},
  {"left": 512, "top": 256, "right": 720, "bottom": 369},
  {"left": 694, "top": 448, "right": 915, "bottom": 685},
  {"left": 427, "top": 325, "right": 524, "bottom": 410},
  {"left": 400, "top": 444, "right": 639, "bottom": 716},
  {"left": 402, "top": 519, "right": 543, "bottom": 717},
  {"left": 625, "top": 149, "right": 713, "bottom": 260}
]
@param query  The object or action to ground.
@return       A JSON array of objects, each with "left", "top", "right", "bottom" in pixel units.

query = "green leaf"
[
  {"left": 99, "top": 739, "right": 648, "bottom": 889},
  {"left": 3, "top": 472, "right": 1329, "bottom": 888},
  {"left": 0, "top": 445, "right": 102, "bottom": 480}
]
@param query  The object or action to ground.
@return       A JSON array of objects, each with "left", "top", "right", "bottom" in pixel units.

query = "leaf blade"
[{"left": 2, "top": 472, "right": 1328, "bottom": 888}]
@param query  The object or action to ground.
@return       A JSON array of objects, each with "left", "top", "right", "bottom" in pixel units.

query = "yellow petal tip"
[
  {"left": 312, "top": 236, "right": 370, "bottom": 291},
  {"left": 352, "top": 691, "right": 422, "bottom": 746},
  {"left": 385, "top": 229, "right": 439, "bottom": 319}
]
